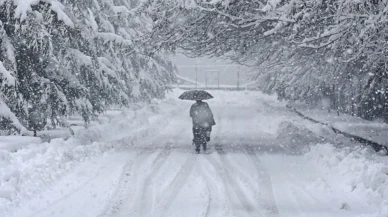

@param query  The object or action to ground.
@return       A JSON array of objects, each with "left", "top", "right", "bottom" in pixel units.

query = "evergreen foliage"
[{"left": 0, "top": 0, "right": 176, "bottom": 135}]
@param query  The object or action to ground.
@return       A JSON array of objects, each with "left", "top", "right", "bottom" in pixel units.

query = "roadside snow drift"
[
  {"left": 0, "top": 89, "right": 185, "bottom": 217},
  {"left": 306, "top": 144, "right": 388, "bottom": 217}
]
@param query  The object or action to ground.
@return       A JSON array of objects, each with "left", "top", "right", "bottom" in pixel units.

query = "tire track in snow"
[
  {"left": 209, "top": 146, "right": 265, "bottom": 217},
  {"left": 226, "top": 99, "right": 279, "bottom": 217},
  {"left": 207, "top": 106, "right": 253, "bottom": 217},
  {"left": 98, "top": 148, "right": 162, "bottom": 217},
  {"left": 196, "top": 156, "right": 231, "bottom": 217},
  {"left": 98, "top": 151, "right": 140, "bottom": 217},
  {"left": 99, "top": 146, "right": 171, "bottom": 217},
  {"left": 136, "top": 145, "right": 172, "bottom": 217},
  {"left": 100, "top": 106, "right": 189, "bottom": 217},
  {"left": 211, "top": 106, "right": 263, "bottom": 216},
  {"left": 155, "top": 153, "right": 197, "bottom": 217},
  {"left": 131, "top": 121, "right": 188, "bottom": 216},
  {"left": 244, "top": 146, "right": 279, "bottom": 217},
  {"left": 196, "top": 160, "right": 214, "bottom": 217},
  {"left": 212, "top": 105, "right": 277, "bottom": 217},
  {"left": 204, "top": 152, "right": 269, "bottom": 217},
  {"left": 29, "top": 154, "right": 132, "bottom": 217},
  {"left": 215, "top": 144, "right": 277, "bottom": 216}
]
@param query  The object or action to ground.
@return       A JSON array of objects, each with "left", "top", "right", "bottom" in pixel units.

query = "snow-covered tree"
[
  {"left": 0, "top": 0, "right": 176, "bottom": 134},
  {"left": 149, "top": 0, "right": 388, "bottom": 120}
]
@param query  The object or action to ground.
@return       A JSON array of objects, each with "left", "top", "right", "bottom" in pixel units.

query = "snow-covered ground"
[
  {"left": 295, "top": 108, "right": 388, "bottom": 148},
  {"left": 1, "top": 89, "right": 387, "bottom": 217}
]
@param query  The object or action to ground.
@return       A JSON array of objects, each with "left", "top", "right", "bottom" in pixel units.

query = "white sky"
[{"left": 170, "top": 53, "right": 250, "bottom": 86}]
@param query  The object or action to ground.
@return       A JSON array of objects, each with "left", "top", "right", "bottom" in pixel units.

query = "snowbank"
[
  {"left": 276, "top": 120, "right": 326, "bottom": 153},
  {"left": 0, "top": 136, "right": 41, "bottom": 152},
  {"left": 306, "top": 144, "right": 388, "bottom": 217},
  {"left": 0, "top": 89, "right": 185, "bottom": 216},
  {"left": 296, "top": 108, "right": 388, "bottom": 147}
]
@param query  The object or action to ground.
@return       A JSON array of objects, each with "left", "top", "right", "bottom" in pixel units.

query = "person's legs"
[
  {"left": 202, "top": 140, "right": 207, "bottom": 152},
  {"left": 193, "top": 127, "right": 208, "bottom": 153},
  {"left": 206, "top": 126, "right": 212, "bottom": 142},
  {"left": 198, "top": 127, "right": 207, "bottom": 152},
  {"left": 193, "top": 127, "right": 201, "bottom": 153}
]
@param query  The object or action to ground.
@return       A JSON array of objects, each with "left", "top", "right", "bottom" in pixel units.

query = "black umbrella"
[{"left": 179, "top": 90, "right": 214, "bottom": 100}]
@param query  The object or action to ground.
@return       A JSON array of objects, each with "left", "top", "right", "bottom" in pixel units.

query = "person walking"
[
  {"left": 190, "top": 100, "right": 215, "bottom": 153},
  {"left": 179, "top": 90, "right": 215, "bottom": 153}
]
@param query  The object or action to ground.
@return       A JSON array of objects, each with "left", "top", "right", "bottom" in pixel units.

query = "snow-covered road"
[{"left": 3, "top": 90, "right": 386, "bottom": 217}]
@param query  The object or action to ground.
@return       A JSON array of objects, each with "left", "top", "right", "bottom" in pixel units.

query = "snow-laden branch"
[
  {"left": 13, "top": 0, "right": 74, "bottom": 27},
  {"left": 97, "top": 32, "right": 133, "bottom": 46},
  {"left": 0, "top": 99, "right": 31, "bottom": 135},
  {"left": 0, "top": 61, "right": 15, "bottom": 86}
]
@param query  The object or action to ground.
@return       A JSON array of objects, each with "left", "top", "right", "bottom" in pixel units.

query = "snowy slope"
[{"left": 1, "top": 89, "right": 387, "bottom": 217}]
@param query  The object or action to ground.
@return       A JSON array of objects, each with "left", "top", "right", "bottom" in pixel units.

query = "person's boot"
[
  {"left": 206, "top": 131, "right": 211, "bottom": 142},
  {"left": 195, "top": 143, "right": 200, "bottom": 154}
]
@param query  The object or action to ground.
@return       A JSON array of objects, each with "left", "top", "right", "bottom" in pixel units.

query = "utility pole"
[
  {"left": 237, "top": 65, "right": 240, "bottom": 90},
  {"left": 205, "top": 70, "right": 208, "bottom": 89},
  {"left": 176, "top": 68, "right": 180, "bottom": 88},
  {"left": 204, "top": 70, "right": 218, "bottom": 89},
  {"left": 218, "top": 71, "right": 220, "bottom": 90},
  {"left": 195, "top": 64, "right": 198, "bottom": 89}
]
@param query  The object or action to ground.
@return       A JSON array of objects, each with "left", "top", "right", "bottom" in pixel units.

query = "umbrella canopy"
[{"left": 179, "top": 90, "right": 214, "bottom": 101}]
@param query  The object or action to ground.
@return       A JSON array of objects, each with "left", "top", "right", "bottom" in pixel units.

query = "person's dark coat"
[
  {"left": 190, "top": 101, "right": 215, "bottom": 152},
  {"left": 190, "top": 101, "right": 215, "bottom": 128}
]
